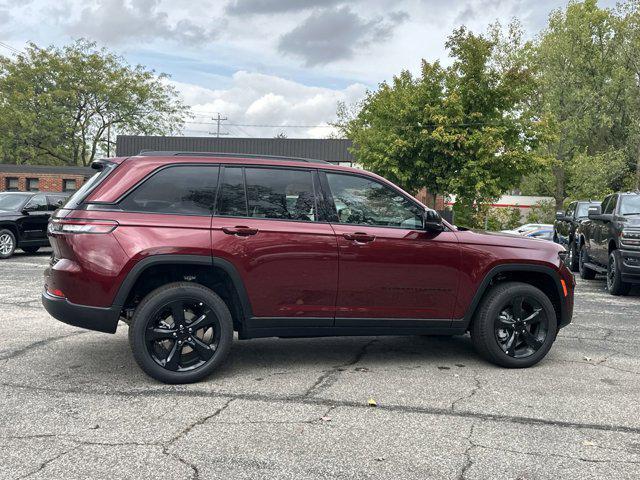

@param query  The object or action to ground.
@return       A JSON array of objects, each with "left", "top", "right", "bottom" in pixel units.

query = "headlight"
[{"left": 621, "top": 229, "right": 640, "bottom": 247}]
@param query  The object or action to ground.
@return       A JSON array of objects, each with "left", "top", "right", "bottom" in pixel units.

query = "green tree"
[
  {"left": 533, "top": 0, "right": 634, "bottom": 207},
  {"left": 0, "top": 40, "right": 189, "bottom": 166},
  {"left": 337, "top": 23, "right": 544, "bottom": 227}
]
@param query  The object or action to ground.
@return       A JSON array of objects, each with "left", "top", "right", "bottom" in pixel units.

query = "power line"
[
  {"left": 209, "top": 113, "right": 229, "bottom": 138},
  {"left": 0, "top": 41, "right": 21, "bottom": 55}
]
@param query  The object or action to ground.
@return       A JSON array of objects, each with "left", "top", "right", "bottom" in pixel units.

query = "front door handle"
[
  {"left": 343, "top": 232, "right": 376, "bottom": 243},
  {"left": 222, "top": 226, "right": 259, "bottom": 236}
]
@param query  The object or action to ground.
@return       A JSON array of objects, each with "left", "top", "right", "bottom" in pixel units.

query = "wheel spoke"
[
  {"left": 521, "top": 330, "right": 543, "bottom": 350},
  {"left": 188, "top": 309, "right": 216, "bottom": 331},
  {"left": 522, "top": 309, "right": 542, "bottom": 325},
  {"left": 164, "top": 341, "right": 181, "bottom": 371},
  {"left": 503, "top": 331, "right": 518, "bottom": 356},
  {"left": 170, "top": 301, "right": 185, "bottom": 326},
  {"left": 511, "top": 297, "right": 524, "bottom": 321},
  {"left": 188, "top": 337, "right": 214, "bottom": 361},
  {"left": 148, "top": 327, "right": 176, "bottom": 341}
]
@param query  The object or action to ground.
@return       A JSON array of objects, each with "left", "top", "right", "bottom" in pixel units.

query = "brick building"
[{"left": 0, "top": 164, "right": 92, "bottom": 193}]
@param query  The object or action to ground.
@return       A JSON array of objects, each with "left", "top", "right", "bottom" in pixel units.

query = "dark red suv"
[{"left": 42, "top": 152, "right": 574, "bottom": 383}]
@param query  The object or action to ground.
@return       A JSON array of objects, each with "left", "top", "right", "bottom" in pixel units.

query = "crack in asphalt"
[
  {"left": 162, "top": 397, "right": 235, "bottom": 480},
  {"left": 450, "top": 374, "right": 482, "bottom": 412},
  {"left": 0, "top": 331, "right": 89, "bottom": 362},
  {"left": 303, "top": 339, "right": 377, "bottom": 398},
  {"left": 15, "top": 446, "right": 80, "bottom": 479},
  {"left": 4, "top": 380, "right": 640, "bottom": 437},
  {"left": 457, "top": 423, "right": 476, "bottom": 480}
]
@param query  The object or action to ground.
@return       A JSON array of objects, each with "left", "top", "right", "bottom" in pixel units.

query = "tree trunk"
[{"left": 552, "top": 164, "right": 565, "bottom": 211}]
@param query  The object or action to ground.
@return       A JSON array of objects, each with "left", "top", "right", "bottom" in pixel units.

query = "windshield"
[
  {"left": 0, "top": 193, "right": 30, "bottom": 211},
  {"left": 576, "top": 203, "right": 596, "bottom": 218},
  {"left": 64, "top": 162, "right": 118, "bottom": 209},
  {"left": 620, "top": 195, "right": 640, "bottom": 216}
]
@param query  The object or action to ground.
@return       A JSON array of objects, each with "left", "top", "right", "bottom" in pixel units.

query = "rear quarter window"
[{"left": 119, "top": 165, "right": 219, "bottom": 215}]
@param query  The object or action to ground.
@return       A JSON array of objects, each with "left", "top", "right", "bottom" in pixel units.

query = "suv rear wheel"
[
  {"left": 578, "top": 245, "right": 596, "bottom": 280},
  {"left": 607, "top": 250, "right": 631, "bottom": 296},
  {"left": 0, "top": 229, "right": 16, "bottom": 259},
  {"left": 470, "top": 282, "right": 557, "bottom": 368},
  {"left": 128, "top": 282, "right": 234, "bottom": 384}
]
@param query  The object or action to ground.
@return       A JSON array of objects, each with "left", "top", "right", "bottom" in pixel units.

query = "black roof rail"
[{"left": 136, "top": 150, "right": 330, "bottom": 164}]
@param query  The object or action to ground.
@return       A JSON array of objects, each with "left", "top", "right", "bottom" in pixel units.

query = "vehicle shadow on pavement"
[{"left": 53, "top": 331, "right": 481, "bottom": 384}]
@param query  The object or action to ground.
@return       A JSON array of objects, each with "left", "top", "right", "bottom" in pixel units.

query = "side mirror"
[
  {"left": 587, "top": 205, "right": 602, "bottom": 220},
  {"left": 555, "top": 211, "right": 566, "bottom": 221},
  {"left": 423, "top": 209, "right": 444, "bottom": 232}
]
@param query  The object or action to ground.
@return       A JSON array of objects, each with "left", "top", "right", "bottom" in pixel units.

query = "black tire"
[
  {"left": 470, "top": 282, "right": 557, "bottom": 368},
  {"left": 0, "top": 229, "right": 16, "bottom": 259},
  {"left": 578, "top": 245, "right": 596, "bottom": 280},
  {"left": 566, "top": 240, "right": 579, "bottom": 272},
  {"left": 21, "top": 246, "right": 40, "bottom": 254},
  {"left": 128, "top": 282, "right": 234, "bottom": 384},
  {"left": 607, "top": 250, "right": 631, "bottom": 296}
]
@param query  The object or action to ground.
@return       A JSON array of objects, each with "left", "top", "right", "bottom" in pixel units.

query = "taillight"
[{"left": 49, "top": 219, "right": 118, "bottom": 234}]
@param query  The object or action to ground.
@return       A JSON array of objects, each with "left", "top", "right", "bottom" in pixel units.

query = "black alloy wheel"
[
  {"left": 566, "top": 241, "right": 579, "bottom": 272},
  {"left": 470, "top": 281, "right": 558, "bottom": 368},
  {"left": 145, "top": 299, "right": 221, "bottom": 372},
  {"left": 129, "top": 282, "right": 233, "bottom": 384},
  {"left": 494, "top": 296, "right": 548, "bottom": 358}
]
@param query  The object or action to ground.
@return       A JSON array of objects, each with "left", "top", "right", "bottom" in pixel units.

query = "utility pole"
[{"left": 210, "top": 113, "right": 229, "bottom": 138}]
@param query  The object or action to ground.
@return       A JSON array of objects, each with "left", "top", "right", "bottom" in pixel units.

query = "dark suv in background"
[
  {"left": 0, "top": 192, "right": 68, "bottom": 259},
  {"left": 577, "top": 192, "right": 640, "bottom": 295},
  {"left": 42, "top": 152, "right": 574, "bottom": 383},
  {"left": 554, "top": 200, "right": 600, "bottom": 271}
]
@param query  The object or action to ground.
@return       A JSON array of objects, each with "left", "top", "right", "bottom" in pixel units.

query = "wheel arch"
[
  {"left": 0, "top": 223, "right": 19, "bottom": 242},
  {"left": 113, "top": 254, "right": 253, "bottom": 331},
  {"left": 463, "top": 264, "right": 565, "bottom": 331}
]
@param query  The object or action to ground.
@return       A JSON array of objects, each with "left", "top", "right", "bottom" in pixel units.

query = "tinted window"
[
  {"left": 65, "top": 162, "right": 117, "bottom": 209},
  {"left": 245, "top": 168, "right": 316, "bottom": 221},
  {"left": 326, "top": 173, "right": 423, "bottom": 228},
  {"left": 603, "top": 195, "right": 617, "bottom": 214},
  {"left": 120, "top": 166, "right": 218, "bottom": 215},
  {"left": 565, "top": 203, "right": 576, "bottom": 217},
  {"left": 24, "top": 194, "right": 48, "bottom": 212},
  {"left": 217, "top": 167, "right": 247, "bottom": 217}
]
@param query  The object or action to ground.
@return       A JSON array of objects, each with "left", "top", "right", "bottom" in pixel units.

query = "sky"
[{"left": 0, "top": 0, "right": 620, "bottom": 138}]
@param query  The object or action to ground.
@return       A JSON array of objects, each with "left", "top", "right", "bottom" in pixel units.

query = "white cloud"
[{"left": 170, "top": 71, "right": 367, "bottom": 139}]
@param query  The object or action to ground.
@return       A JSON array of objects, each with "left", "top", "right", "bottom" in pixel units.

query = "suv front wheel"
[
  {"left": 129, "top": 282, "right": 234, "bottom": 384},
  {"left": 470, "top": 282, "right": 557, "bottom": 368},
  {"left": 0, "top": 229, "right": 16, "bottom": 259},
  {"left": 578, "top": 245, "right": 596, "bottom": 280},
  {"left": 607, "top": 250, "right": 631, "bottom": 296}
]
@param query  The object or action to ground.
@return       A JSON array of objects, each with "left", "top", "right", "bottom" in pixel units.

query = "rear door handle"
[
  {"left": 343, "top": 232, "right": 376, "bottom": 243},
  {"left": 222, "top": 226, "right": 259, "bottom": 236}
]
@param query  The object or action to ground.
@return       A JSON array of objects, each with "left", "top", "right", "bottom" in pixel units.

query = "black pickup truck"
[
  {"left": 576, "top": 192, "right": 640, "bottom": 295},
  {"left": 0, "top": 192, "right": 68, "bottom": 259},
  {"left": 554, "top": 200, "right": 600, "bottom": 271}
]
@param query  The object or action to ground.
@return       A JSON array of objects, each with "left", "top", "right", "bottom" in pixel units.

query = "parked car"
[
  {"left": 501, "top": 223, "right": 552, "bottom": 236},
  {"left": 525, "top": 228, "right": 554, "bottom": 241},
  {"left": 42, "top": 152, "right": 575, "bottom": 383},
  {"left": 576, "top": 191, "right": 640, "bottom": 295},
  {"left": 553, "top": 200, "right": 600, "bottom": 271},
  {"left": 0, "top": 191, "right": 69, "bottom": 259}
]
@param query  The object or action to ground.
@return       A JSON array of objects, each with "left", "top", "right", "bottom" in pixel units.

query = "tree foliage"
[
  {"left": 0, "top": 40, "right": 189, "bottom": 166},
  {"left": 337, "top": 23, "right": 545, "bottom": 227}
]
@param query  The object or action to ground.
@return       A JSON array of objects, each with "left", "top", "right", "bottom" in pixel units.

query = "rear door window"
[
  {"left": 119, "top": 165, "right": 219, "bottom": 215},
  {"left": 245, "top": 168, "right": 316, "bottom": 221}
]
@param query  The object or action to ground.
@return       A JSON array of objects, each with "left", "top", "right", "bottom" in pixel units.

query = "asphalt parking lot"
[{"left": 1, "top": 250, "right": 639, "bottom": 479}]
